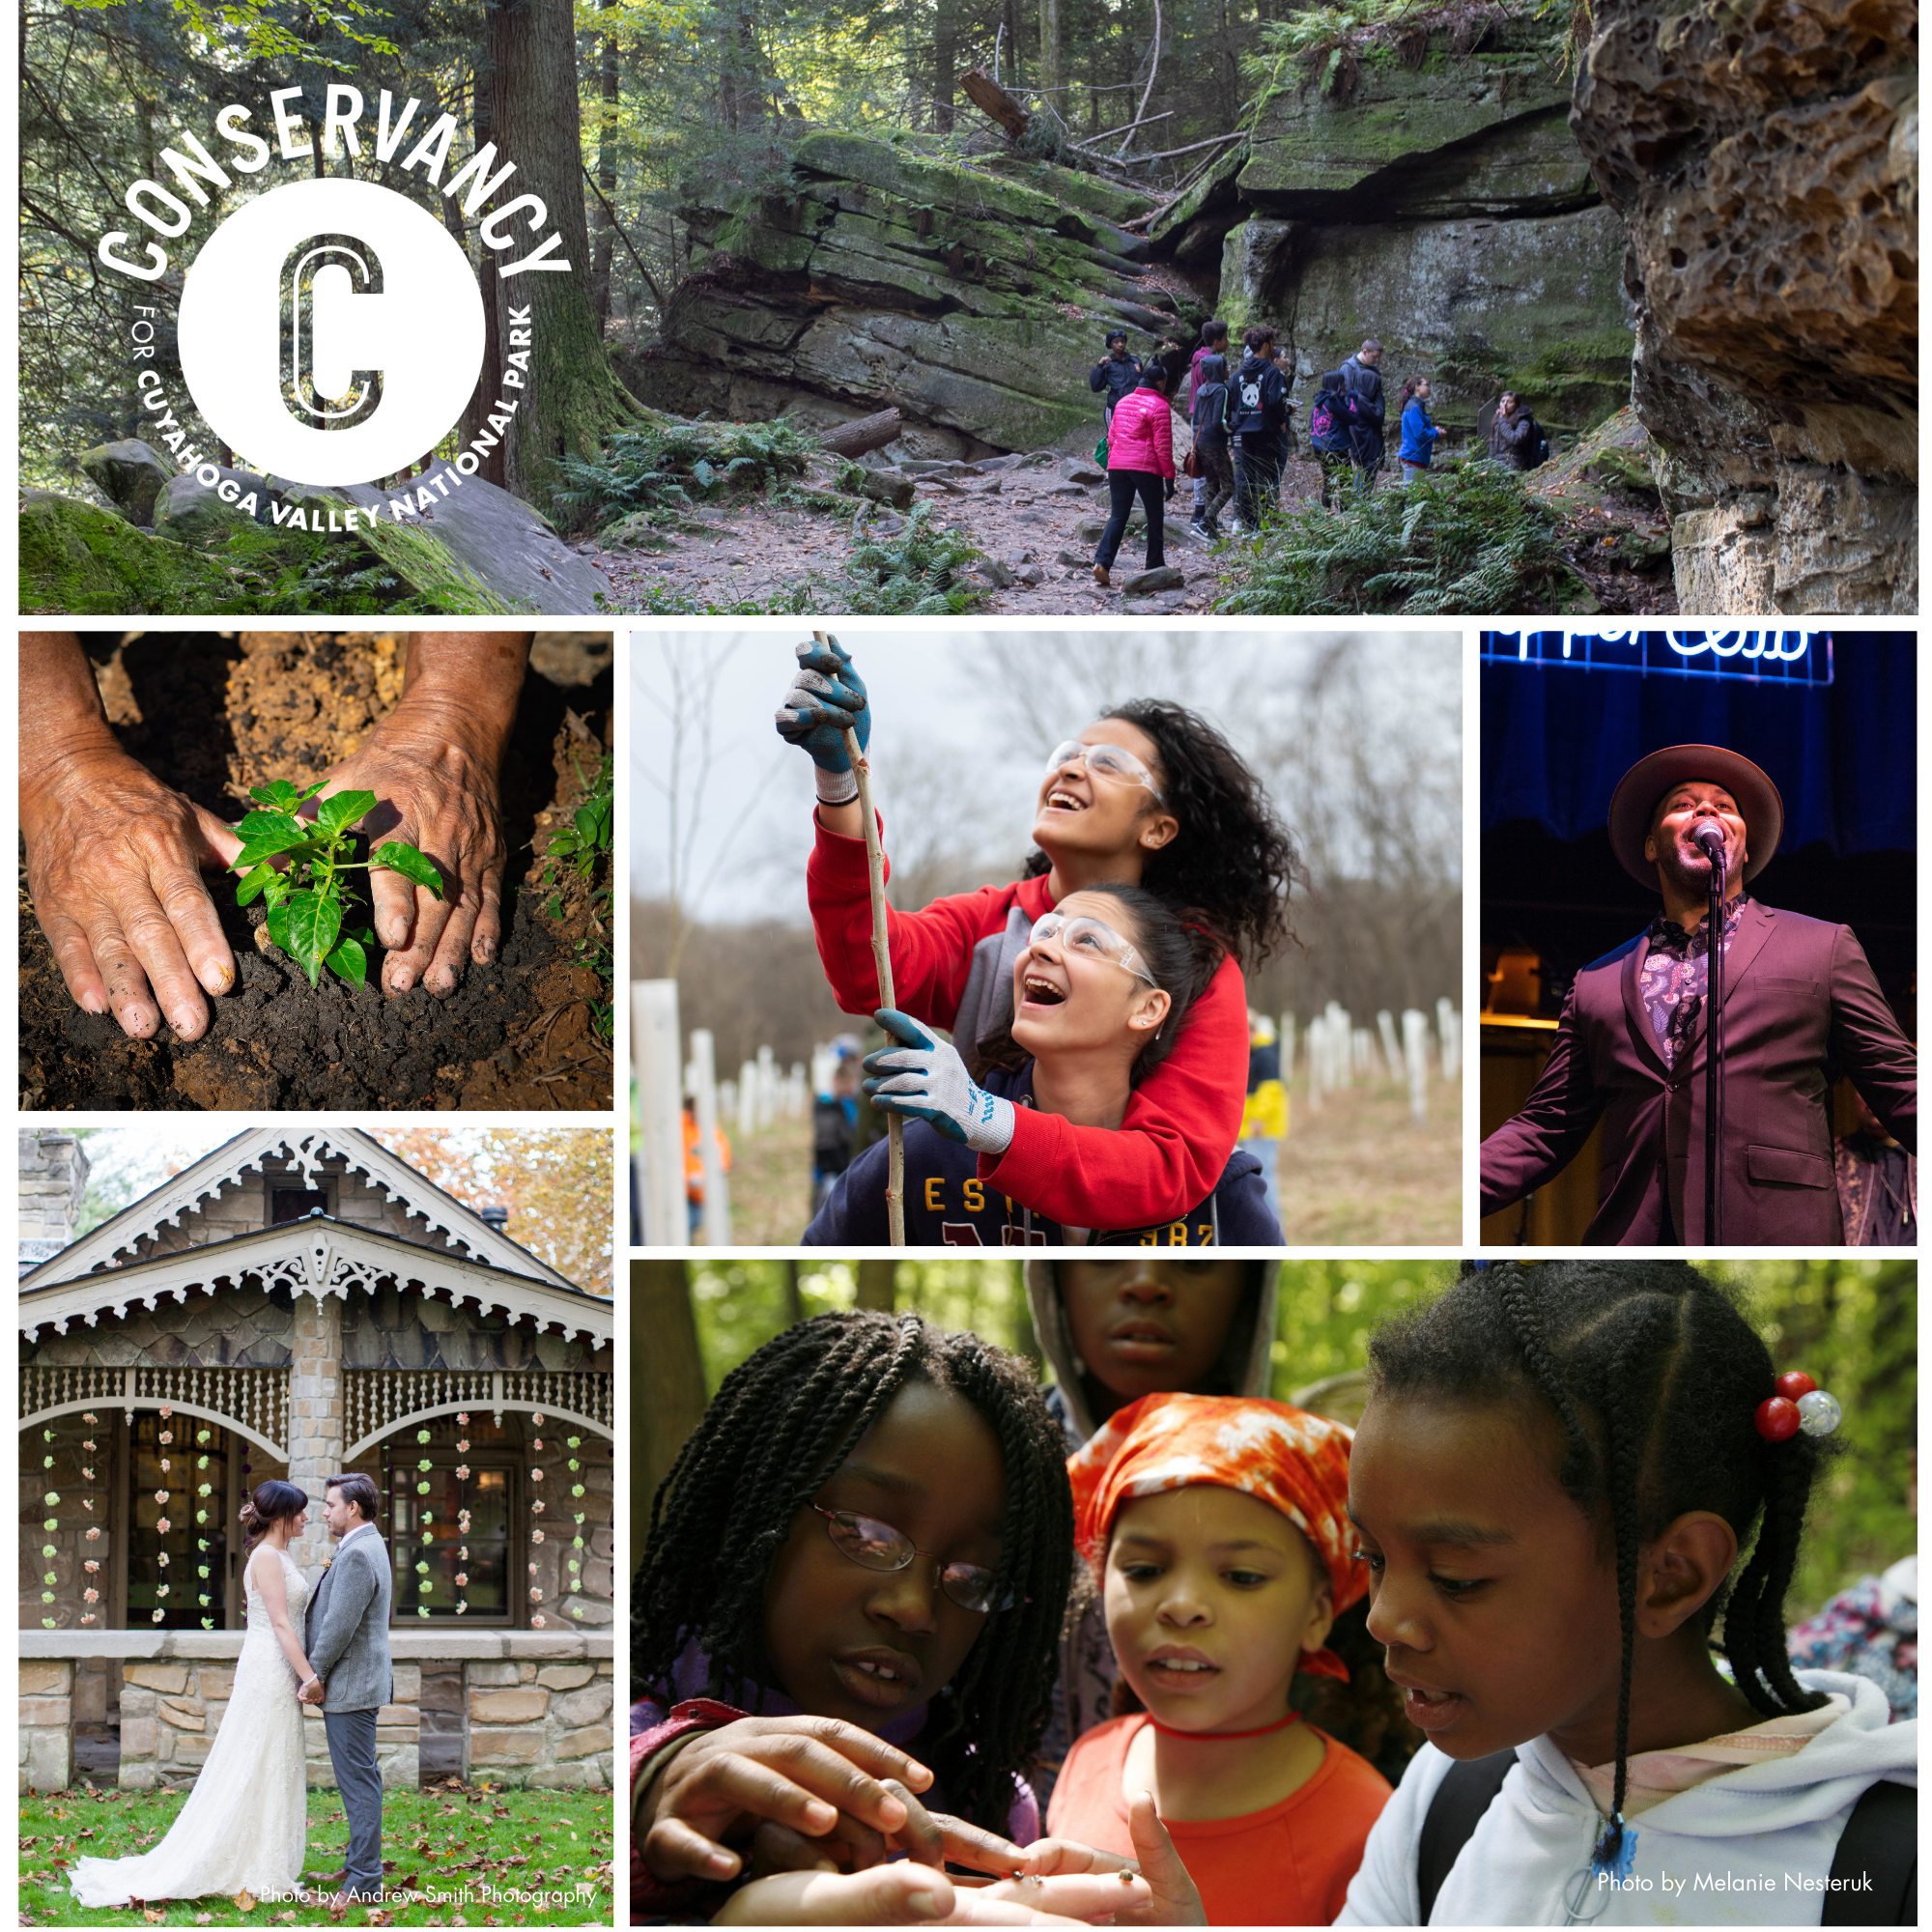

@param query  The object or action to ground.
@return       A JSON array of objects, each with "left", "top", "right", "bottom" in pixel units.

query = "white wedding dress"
[{"left": 71, "top": 1546, "right": 310, "bottom": 1906}]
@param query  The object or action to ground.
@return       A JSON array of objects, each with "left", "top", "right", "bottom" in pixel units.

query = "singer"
[{"left": 1480, "top": 744, "right": 1916, "bottom": 1244}]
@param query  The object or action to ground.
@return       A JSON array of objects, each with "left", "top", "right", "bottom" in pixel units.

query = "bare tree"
[{"left": 634, "top": 1260, "right": 709, "bottom": 1556}]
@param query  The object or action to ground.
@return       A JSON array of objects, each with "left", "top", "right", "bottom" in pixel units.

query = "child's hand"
[
  {"left": 639, "top": 1715, "right": 935, "bottom": 1883},
  {"left": 744, "top": 1779, "right": 1033, "bottom": 1880},
  {"left": 715, "top": 1864, "right": 1144, "bottom": 1924},
  {"left": 1025, "top": 1794, "right": 1205, "bottom": 1925}
]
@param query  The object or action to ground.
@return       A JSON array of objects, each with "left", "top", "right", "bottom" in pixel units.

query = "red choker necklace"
[{"left": 1147, "top": 1709, "right": 1301, "bottom": 1741}]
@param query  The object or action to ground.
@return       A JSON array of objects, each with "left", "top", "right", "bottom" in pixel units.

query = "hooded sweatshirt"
[
  {"left": 804, "top": 1064, "right": 1280, "bottom": 1247},
  {"left": 808, "top": 815, "right": 1249, "bottom": 1229},
  {"left": 1026, "top": 1260, "right": 1283, "bottom": 1810},
  {"left": 1338, "top": 1669, "right": 1916, "bottom": 1925}
]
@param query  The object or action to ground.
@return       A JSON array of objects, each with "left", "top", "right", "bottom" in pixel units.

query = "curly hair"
[
  {"left": 1023, "top": 699, "right": 1297, "bottom": 971},
  {"left": 1367, "top": 1260, "right": 1831, "bottom": 1869},
  {"left": 635, "top": 1312, "right": 1074, "bottom": 1833}
]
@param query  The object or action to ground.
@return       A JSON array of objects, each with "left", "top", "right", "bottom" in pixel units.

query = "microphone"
[{"left": 1690, "top": 821, "right": 1726, "bottom": 864}]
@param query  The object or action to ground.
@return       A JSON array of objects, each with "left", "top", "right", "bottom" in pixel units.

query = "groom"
[{"left": 300, "top": 1473, "right": 394, "bottom": 1903}]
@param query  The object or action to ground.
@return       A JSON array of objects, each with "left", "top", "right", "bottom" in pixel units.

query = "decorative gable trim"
[
  {"left": 20, "top": 1218, "right": 612, "bottom": 1346},
  {"left": 22, "top": 1128, "right": 574, "bottom": 1291}
]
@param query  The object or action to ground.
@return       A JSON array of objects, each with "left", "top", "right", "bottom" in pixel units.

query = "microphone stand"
[{"left": 1703, "top": 844, "right": 1727, "bottom": 1245}]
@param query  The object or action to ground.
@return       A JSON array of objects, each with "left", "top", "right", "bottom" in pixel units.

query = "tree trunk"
[
  {"left": 634, "top": 1260, "right": 709, "bottom": 1559},
  {"left": 820, "top": 408, "right": 903, "bottom": 457},
  {"left": 485, "top": 0, "right": 645, "bottom": 511},
  {"left": 463, "top": 64, "right": 509, "bottom": 488},
  {"left": 592, "top": 0, "right": 620, "bottom": 327},
  {"left": 960, "top": 68, "right": 1031, "bottom": 140},
  {"left": 781, "top": 1260, "right": 805, "bottom": 1327},
  {"left": 934, "top": 0, "right": 958, "bottom": 131},
  {"left": 855, "top": 1260, "right": 897, "bottom": 1312},
  {"left": 1039, "top": 0, "right": 1063, "bottom": 98}
]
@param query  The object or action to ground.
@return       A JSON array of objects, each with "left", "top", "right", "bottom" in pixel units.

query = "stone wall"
[
  {"left": 20, "top": 1132, "right": 90, "bottom": 1244},
  {"left": 341, "top": 1285, "right": 611, "bottom": 1376},
  {"left": 20, "top": 1632, "right": 613, "bottom": 1795}
]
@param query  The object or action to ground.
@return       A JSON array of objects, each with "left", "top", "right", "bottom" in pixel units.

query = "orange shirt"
[{"left": 1044, "top": 1715, "right": 1390, "bottom": 1926}]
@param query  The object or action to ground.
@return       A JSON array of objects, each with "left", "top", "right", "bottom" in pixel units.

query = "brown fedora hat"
[{"left": 1606, "top": 744, "right": 1783, "bottom": 888}]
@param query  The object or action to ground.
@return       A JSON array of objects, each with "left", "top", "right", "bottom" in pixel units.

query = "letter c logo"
[{"left": 179, "top": 178, "right": 484, "bottom": 486}]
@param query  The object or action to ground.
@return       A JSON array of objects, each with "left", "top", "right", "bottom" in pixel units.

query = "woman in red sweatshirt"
[
  {"left": 1093, "top": 355, "right": 1182, "bottom": 587},
  {"left": 777, "top": 638, "right": 1297, "bottom": 1232}
]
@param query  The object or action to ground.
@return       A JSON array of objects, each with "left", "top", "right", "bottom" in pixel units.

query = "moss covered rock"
[{"left": 656, "top": 131, "right": 1179, "bottom": 451}]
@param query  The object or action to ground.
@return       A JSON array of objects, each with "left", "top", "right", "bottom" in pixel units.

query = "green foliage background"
[{"left": 688, "top": 1258, "right": 1916, "bottom": 1622}]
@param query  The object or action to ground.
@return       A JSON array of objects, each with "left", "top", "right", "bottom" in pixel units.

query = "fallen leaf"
[
  {"left": 235, "top": 1888, "right": 257, "bottom": 1911},
  {"left": 143, "top": 1913, "right": 164, "bottom": 1924}
]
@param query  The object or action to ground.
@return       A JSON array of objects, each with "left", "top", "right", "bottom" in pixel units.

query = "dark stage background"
[{"left": 1481, "top": 634, "right": 1916, "bottom": 1023}]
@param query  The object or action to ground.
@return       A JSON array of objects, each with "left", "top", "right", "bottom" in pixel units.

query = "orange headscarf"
[{"left": 1067, "top": 1392, "right": 1365, "bottom": 1681}]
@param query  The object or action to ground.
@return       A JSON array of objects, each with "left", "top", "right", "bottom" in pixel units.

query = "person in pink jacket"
[{"left": 1093, "top": 355, "right": 1182, "bottom": 586}]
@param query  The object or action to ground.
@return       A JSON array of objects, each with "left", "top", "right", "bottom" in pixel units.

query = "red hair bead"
[
  {"left": 1755, "top": 1397, "right": 1802, "bottom": 1441},
  {"left": 1775, "top": 1371, "right": 1818, "bottom": 1402}
]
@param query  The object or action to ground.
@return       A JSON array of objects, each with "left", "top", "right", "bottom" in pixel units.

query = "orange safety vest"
[{"left": 683, "top": 1115, "right": 732, "bottom": 1200}]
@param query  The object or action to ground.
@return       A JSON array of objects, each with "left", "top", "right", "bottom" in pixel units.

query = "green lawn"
[{"left": 21, "top": 1781, "right": 614, "bottom": 1927}]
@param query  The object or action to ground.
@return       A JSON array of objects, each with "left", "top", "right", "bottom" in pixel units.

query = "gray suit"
[{"left": 303, "top": 1527, "right": 393, "bottom": 1896}]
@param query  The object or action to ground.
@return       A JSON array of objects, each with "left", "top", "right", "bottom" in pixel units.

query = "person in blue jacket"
[
  {"left": 804, "top": 882, "right": 1281, "bottom": 1247},
  {"left": 1397, "top": 377, "right": 1447, "bottom": 486}
]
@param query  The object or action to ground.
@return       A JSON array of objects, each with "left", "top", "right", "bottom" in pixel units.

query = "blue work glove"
[
  {"left": 863, "top": 1009, "right": 1015, "bottom": 1157},
  {"left": 776, "top": 635, "right": 870, "bottom": 806}
]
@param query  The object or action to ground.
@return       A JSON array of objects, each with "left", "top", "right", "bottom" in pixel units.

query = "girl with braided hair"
[
  {"left": 1338, "top": 1260, "right": 1917, "bottom": 1925},
  {"left": 631, "top": 1311, "right": 1178, "bottom": 1925}
]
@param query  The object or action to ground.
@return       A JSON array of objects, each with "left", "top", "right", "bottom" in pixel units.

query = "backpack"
[
  {"left": 1416, "top": 1752, "right": 1917, "bottom": 1926},
  {"left": 1518, "top": 412, "right": 1551, "bottom": 469}
]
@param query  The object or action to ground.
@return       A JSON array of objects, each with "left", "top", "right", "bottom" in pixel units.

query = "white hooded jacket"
[{"left": 1340, "top": 1670, "right": 1916, "bottom": 1925}]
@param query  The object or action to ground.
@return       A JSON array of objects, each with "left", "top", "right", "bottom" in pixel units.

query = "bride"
[{"left": 71, "top": 1481, "right": 318, "bottom": 1907}]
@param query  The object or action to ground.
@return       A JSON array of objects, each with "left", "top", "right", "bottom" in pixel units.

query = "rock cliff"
[
  {"left": 1571, "top": 0, "right": 1917, "bottom": 611},
  {"left": 632, "top": 132, "right": 1179, "bottom": 454},
  {"left": 1214, "top": 19, "right": 1634, "bottom": 444}
]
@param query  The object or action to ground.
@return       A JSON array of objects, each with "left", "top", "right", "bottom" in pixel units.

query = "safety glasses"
[
  {"left": 1044, "top": 740, "right": 1165, "bottom": 806},
  {"left": 810, "top": 1504, "right": 1013, "bottom": 1614},
  {"left": 1023, "top": 911, "right": 1158, "bottom": 989}
]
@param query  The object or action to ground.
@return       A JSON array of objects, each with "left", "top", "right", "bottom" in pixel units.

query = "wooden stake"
[{"left": 815, "top": 629, "right": 905, "bottom": 1247}]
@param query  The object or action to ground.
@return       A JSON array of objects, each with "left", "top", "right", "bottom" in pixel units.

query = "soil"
[
  {"left": 18, "top": 633, "right": 614, "bottom": 1112},
  {"left": 572, "top": 439, "right": 1676, "bottom": 617}
]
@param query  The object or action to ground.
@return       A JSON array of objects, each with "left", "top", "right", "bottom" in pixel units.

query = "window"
[
  {"left": 128, "top": 1414, "right": 230, "bottom": 1630},
  {"left": 271, "top": 1187, "right": 330, "bottom": 1225},
  {"left": 384, "top": 1416, "right": 518, "bottom": 1625}
]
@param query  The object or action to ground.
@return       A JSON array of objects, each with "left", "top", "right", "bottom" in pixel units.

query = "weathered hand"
[
  {"left": 20, "top": 684, "right": 243, "bottom": 1041},
  {"left": 304, "top": 633, "right": 528, "bottom": 998},
  {"left": 639, "top": 1716, "right": 936, "bottom": 1885}
]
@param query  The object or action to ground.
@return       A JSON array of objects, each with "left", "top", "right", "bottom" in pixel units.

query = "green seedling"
[{"left": 229, "top": 779, "right": 443, "bottom": 989}]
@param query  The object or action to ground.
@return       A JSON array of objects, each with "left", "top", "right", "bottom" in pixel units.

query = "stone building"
[{"left": 19, "top": 1128, "right": 615, "bottom": 1797}]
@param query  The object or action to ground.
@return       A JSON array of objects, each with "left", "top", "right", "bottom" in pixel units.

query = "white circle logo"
[{"left": 178, "top": 178, "right": 485, "bottom": 486}]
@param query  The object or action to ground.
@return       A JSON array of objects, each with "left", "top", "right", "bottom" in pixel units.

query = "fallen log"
[
  {"left": 819, "top": 408, "right": 903, "bottom": 458},
  {"left": 960, "top": 69, "right": 1031, "bottom": 140}
]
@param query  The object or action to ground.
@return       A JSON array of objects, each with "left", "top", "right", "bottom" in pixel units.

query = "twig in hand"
[{"left": 814, "top": 628, "right": 904, "bottom": 1247}]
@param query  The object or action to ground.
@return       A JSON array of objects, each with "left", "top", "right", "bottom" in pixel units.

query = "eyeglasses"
[
  {"left": 810, "top": 1504, "right": 1012, "bottom": 1614},
  {"left": 1044, "top": 740, "right": 1165, "bottom": 807},
  {"left": 1023, "top": 911, "right": 1159, "bottom": 990}
]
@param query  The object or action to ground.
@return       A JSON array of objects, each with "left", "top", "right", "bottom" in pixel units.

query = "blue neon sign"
[{"left": 1480, "top": 632, "right": 1833, "bottom": 685}]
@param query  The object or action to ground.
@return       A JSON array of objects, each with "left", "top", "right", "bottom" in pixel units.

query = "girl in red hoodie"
[
  {"left": 1093, "top": 355, "right": 1182, "bottom": 586},
  {"left": 778, "top": 639, "right": 1297, "bottom": 1233}
]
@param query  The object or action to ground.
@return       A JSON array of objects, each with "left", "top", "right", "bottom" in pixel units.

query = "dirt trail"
[{"left": 574, "top": 435, "right": 1676, "bottom": 616}]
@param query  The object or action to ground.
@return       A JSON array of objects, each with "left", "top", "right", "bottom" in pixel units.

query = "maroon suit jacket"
[{"left": 1480, "top": 899, "right": 1916, "bottom": 1244}]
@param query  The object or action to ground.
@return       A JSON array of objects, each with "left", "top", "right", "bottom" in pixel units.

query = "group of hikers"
[{"left": 1085, "top": 322, "right": 1548, "bottom": 583}]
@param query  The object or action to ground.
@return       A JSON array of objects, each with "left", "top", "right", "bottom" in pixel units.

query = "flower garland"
[
  {"left": 454, "top": 1413, "right": 471, "bottom": 1617},
  {"left": 42, "top": 1423, "right": 59, "bottom": 1629},
  {"left": 529, "top": 1413, "right": 547, "bottom": 1628},
  {"left": 153, "top": 1404, "right": 175, "bottom": 1625},
  {"left": 80, "top": 1412, "right": 101, "bottom": 1627},
  {"left": 415, "top": 1428, "right": 436, "bottom": 1618},
  {"left": 566, "top": 1435, "right": 587, "bottom": 1619},
  {"left": 195, "top": 1428, "right": 213, "bottom": 1629}
]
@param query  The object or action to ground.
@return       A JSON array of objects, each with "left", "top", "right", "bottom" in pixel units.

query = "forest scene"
[
  {"left": 635, "top": 1256, "right": 1918, "bottom": 1629},
  {"left": 22, "top": 0, "right": 1915, "bottom": 617}
]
